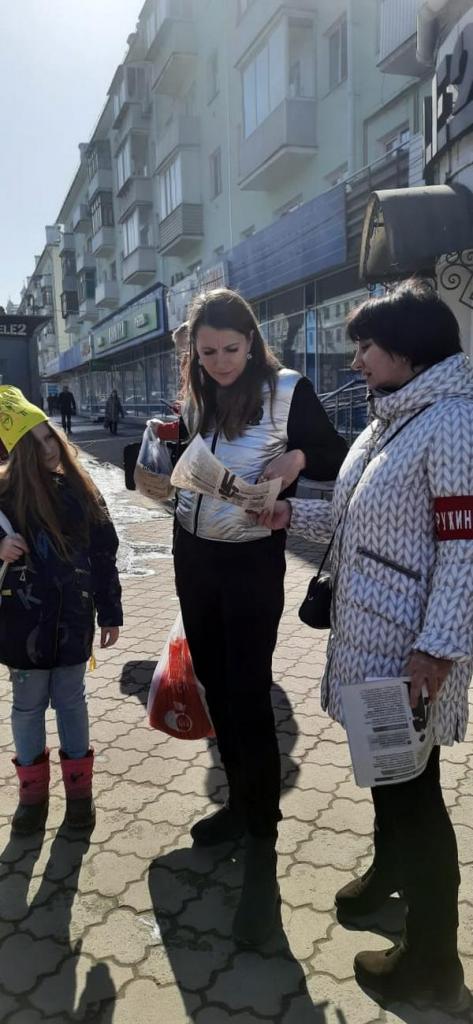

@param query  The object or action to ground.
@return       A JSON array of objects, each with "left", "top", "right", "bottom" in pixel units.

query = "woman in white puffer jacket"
[{"left": 262, "top": 281, "right": 473, "bottom": 1011}]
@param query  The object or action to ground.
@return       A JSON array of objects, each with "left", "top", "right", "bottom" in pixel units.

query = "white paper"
[
  {"left": 170, "top": 433, "right": 282, "bottom": 515},
  {"left": 340, "top": 676, "right": 435, "bottom": 787}
]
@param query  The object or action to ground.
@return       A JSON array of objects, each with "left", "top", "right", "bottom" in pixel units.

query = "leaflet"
[
  {"left": 170, "top": 433, "right": 282, "bottom": 515},
  {"left": 340, "top": 676, "right": 435, "bottom": 787}
]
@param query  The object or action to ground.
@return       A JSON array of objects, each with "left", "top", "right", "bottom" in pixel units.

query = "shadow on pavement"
[
  {"left": 120, "top": 666, "right": 301, "bottom": 807},
  {"left": 0, "top": 824, "right": 115, "bottom": 1021},
  {"left": 147, "top": 843, "right": 332, "bottom": 1023}
]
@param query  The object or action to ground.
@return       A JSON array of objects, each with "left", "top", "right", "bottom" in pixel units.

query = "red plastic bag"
[{"left": 147, "top": 614, "right": 214, "bottom": 740}]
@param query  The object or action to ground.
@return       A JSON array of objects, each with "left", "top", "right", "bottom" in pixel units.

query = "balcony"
[
  {"left": 72, "top": 203, "right": 91, "bottom": 233},
  {"left": 112, "top": 63, "right": 149, "bottom": 128},
  {"left": 146, "top": 0, "right": 193, "bottom": 59},
  {"left": 91, "top": 227, "right": 116, "bottom": 257},
  {"left": 234, "top": 0, "right": 305, "bottom": 66},
  {"left": 151, "top": 20, "right": 197, "bottom": 95},
  {"left": 377, "top": 0, "right": 419, "bottom": 75},
  {"left": 65, "top": 314, "right": 80, "bottom": 335},
  {"left": 117, "top": 177, "right": 153, "bottom": 222},
  {"left": 59, "top": 232, "right": 75, "bottom": 255},
  {"left": 121, "top": 247, "right": 157, "bottom": 285},
  {"left": 158, "top": 203, "right": 203, "bottom": 256},
  {"left": 76, "top": 250, "right": 96, "bottom": 273},
  {"left": 78, "top": 299, "right": 98, "bottom": 322},
  {"left": 87, "top": 167, "right": 113, "bottom": 200},
  {"left": 95, "top": 280, "right": 119, "bottom": 309},
  {"left": 155, "top": 115, "right": 200, "bottom": 172},
  {"left": 239, "top": 98, "right": 317, "bottom": 190}
]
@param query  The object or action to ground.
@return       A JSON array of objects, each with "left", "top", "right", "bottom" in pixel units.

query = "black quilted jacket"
[{"left": 0, "top": 477, "right": 123, "bottom": 669}]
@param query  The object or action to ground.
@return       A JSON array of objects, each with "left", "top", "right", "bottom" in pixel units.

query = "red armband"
[{"left": 434, "top": 497, "right": 473, "bottom": 540}]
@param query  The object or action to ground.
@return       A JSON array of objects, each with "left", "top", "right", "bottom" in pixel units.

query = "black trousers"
[
  {"left": 174, "top": 525, "right": 286, "bottom": 837},
  {"left": 61, "top": 412, "right": 72, "bottom": 433},
  {"left": 371, "top": 746, "right": 460, "bottom": 959},
  {"left": 108, "top": 420, "right": 118, "bottom": 435}
]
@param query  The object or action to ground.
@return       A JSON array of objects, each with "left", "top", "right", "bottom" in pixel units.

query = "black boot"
[
  {"left": 191, "top": 763, "right": 245, "bottom": 846},
  {"left": 354, "top": 941, "right": 468, "bottom": 1010},
  {"left": 191, "top": 803, "right": 244, "bottom": 846},
  {"left": 232, "top": 835, "right": 280, "bottom": 946},
  {"left": 336, "top": 864, "right": 397, "bottom": 917}
]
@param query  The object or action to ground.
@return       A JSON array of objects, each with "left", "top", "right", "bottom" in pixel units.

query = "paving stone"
[
  {"left": 317, "top": 798, "right": 374, "bottom": 835},
  {"left": 297, "top": 829, "right": 369, "bottom": 870},
  {"left": 280, "top": 786, "right": 331, "bottom": 821},
  {"left": 30, "top": 955, "right": 132, "bottom": 1017},
  {"left": 282, "top": 904, "right": 331, "bottom": 959},
  {"left": 0, "top": 933, "right": 64, "bottom": 993},
  {"left": 112, "top": 979, "right": 198, "bottom": 1024},
  {"left": 208, "top": 952, "right": 308, "bottom": 1016},
  {"left": 84, "top": 908, "right": 154, "bottom": 963},
  {"left": 0, "top": 994, "right": 19, "bottom": 1020},
  {"left": 304, "top": 974, "right": 385, "bottom": 1024},
  {"left": 282, "top": 862, "right": 353, "bottom": 912},
  {"left": 80, "top": 851, "right": 144, "bottom": 897}
]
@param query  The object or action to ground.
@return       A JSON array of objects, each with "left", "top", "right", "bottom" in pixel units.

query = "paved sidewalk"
[{"left": 0, "top": 479, "right": 472, "bottom": 1023}]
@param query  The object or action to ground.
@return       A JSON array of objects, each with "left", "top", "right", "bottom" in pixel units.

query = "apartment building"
[
  {"left": 361, "top": 0, "right": 473, "bottom": 358},
  {"left": 21, "top": 0, "right": 435, "bottom": 413}
]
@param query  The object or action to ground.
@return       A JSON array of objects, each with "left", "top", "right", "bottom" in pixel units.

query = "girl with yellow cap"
[{"left": 0, "top": 387, "right": 123, "bottom": 834}]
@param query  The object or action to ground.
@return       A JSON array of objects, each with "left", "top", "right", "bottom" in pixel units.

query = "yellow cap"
[{"left": 0, "top": 386, "right": 48, "bottom": 453}]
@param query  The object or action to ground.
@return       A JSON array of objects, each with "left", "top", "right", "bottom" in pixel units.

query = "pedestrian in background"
[
  {"left": 261, "top": 281, "right": 472, "bottom": 1011},
  {"left": 57, "top": 384, "right": 76, "bottom": 435},
  {"left": 0, "top": 387, "right": 123, "bottom": 835},
  {"left": 105, "top": 389, "right": 124, "bottom": 435},
  {"left": 166, "top": 288, "right": 347, "bottom": 946}
]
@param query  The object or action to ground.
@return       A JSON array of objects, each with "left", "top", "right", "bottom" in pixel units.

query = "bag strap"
[{"left": 312, "top": 404, "right": 432, "bottom": 583}]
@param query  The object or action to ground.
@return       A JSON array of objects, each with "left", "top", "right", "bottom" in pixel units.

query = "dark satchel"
[
  {"left": 298, "top": 532, "right": 335, "bottom": 629},
  {"left": 298, "top": 572, "right": 332, "bottom": 628}
]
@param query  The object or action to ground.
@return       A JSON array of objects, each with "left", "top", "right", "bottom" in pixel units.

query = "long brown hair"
[
  {"left": 186, "top": 288, "right": 279, "bottom": 440},
  {"left": 0, "top": 423, "right": 107, "bottom": 560}
]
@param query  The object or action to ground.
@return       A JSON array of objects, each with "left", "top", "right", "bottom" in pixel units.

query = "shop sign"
[
  {"left": 93, "top": 300, "right": 160, "bottom": 356},
  {"left": 424, "top": 18, "right": 473, "bottom": 170},
  {"left": 166, "top": 262, "right": 227, "bottom": 330}
]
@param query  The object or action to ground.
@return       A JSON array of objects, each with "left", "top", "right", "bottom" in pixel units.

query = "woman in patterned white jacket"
[{"left": 260, "top": 281, "right": 473, "bottom": 1011}]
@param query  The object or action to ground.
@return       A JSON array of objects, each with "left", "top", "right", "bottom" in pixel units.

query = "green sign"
[{"left": 94, "top": 300, "right": 160, "bottom": 356}]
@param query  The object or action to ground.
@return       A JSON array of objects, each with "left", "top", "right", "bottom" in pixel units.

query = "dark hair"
[
  {"left": 347, "top": 279, "right": 462, "bottom": 368},
  {"left": 186, "top": 288, "right": 279, "bottom": 440}
]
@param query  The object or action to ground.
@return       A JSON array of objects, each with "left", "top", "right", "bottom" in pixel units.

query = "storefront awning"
[{"left": 359, "top": 184, "right": 473, "bottom": 283}]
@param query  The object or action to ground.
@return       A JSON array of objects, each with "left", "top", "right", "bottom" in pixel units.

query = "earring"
[{"left": 247, "top": 352, "right": 252, "bottom": 361}]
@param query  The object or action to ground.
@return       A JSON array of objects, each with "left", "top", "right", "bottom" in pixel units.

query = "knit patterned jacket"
[{"left": 290, "top": 353, "right": 473, "bottom": 745}]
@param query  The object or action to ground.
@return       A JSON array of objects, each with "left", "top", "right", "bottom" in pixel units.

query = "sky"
[{"left": 0, "top": 0, "right": 143, "bottom": 305}]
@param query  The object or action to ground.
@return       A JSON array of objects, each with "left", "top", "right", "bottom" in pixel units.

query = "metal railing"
[{"left": 319, "top": 378, "right": 369, "bottom": 445}]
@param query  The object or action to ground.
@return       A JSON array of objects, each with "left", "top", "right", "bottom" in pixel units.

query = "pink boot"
[
  {"left": 12, "top": 750, "right": 50, "bottom": 835},
  {"left": 60, "top": 749, "right": 96, "bottom": 829}
]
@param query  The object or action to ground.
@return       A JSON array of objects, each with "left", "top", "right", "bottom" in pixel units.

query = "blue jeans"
[{"left": 10, "top": 663, "right": 89, "bottom": 765}]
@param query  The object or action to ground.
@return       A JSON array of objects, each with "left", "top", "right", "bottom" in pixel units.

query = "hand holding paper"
[{"left": 170, "top": 434, "right": 283, "bottom": 515}]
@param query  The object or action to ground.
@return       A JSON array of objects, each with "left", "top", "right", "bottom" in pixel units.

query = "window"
[
  {"left": 159, "top": 156, "right": 182, "bottom": 218},
  {"left": 91, "top": 193, "right": 114, "bottom": 234},
  {"left": 274, "top": 194, "right": 303, "bottom": 218},
  {"left": 61, "top": 291, "right": 79, "bottom": 317},
  {"left": 77, "top": 270, "right": 96, "bottom": 304},
  {"left": 41, "top": 286, "right": 53, "bottom": 307},
  {"left": 328, "top": 17, "right": 347, "bottom": 91},
  {"left": 384, "top": 127, "right": 410, "bottom": 153},
  {"left": 237, "top": 0, "right": 255, "bottom": 19},
  {"left": 117, "top": 134, "right": 149, "bottom": 190},
  {"left": 207, "top": 51, "right": 219, "bottom": 102},
  {"left": 86, "top": 141, "right": 111, "bottom": 181},
  {"left": 122, "top": 208, "right": 152, "bottom": 257},
  {"left": 61, "top": 253, "right": 76, "bottom": 277},
  {"left": 242, "top": 22, "right": 285, "bottom": 137},
  {"left": 209, "top": 148, "right": 222, "bottom": 199}
]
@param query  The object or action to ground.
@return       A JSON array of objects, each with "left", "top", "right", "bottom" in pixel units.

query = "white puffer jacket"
[{"left": 290, "top": 353, "right": 473, "bottom": 745}]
